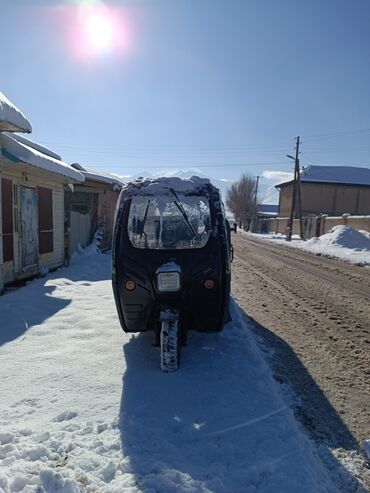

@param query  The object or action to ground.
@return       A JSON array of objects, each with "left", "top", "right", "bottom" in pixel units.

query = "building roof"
[
  {"left": 257, "top": 204, "right": 279, "bottom": 215},
  {"left": 8, "top": 133, "right": 62, "bottom": 161},
  {"left": 1, "top": 133, "right": 84, "bottom": 183},
  {"left": 0, "top": 91, "right": 32, "bottom": 133},
  {"left": 276, "top": 165, "right": 370, "bottom": 188},
  {"left": 70, "top": 163, "right": 124, "bottom": 189}
]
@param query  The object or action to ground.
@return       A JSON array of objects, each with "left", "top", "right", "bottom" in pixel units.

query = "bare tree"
[{"left": 226, "top": 174, "right": 257, "bottom": 230}]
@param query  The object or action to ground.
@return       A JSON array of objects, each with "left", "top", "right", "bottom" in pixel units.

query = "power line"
[
  {"left": 74, "top": 161, "right": 287, "bottom": 169},
  {"left": 303, "top": 127, "right": 370, "bottom": 141},
  {"left": 37, "top": 127, "right": 370, "bottom": 150}
]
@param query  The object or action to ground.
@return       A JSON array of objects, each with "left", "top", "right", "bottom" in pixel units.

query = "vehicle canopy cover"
[{"left": 119, "top": 175, "right": 219, "bottom": 200}]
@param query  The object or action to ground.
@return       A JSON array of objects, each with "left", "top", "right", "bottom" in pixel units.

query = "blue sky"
[{"left": 1, "top": 0, "right": 370, "bottom": 200}]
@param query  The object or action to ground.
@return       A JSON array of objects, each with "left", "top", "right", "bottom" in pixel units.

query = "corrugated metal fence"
[{"left": 68, "top": 211, "right": 91, "bottom": 256}]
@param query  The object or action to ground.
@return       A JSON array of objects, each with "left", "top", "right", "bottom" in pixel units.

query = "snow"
[
  {"left": 363, "top": 440, "right": 370, "bottom": 461},
  {"left": 249, "top": 226, "right": 370, "bottom": 266},
  {"left": 0, "top": 248, "right": 364, "bottom": 492},
  {"left": 121, "top": 175, "right": 216, "bottom": 200},
  {"left": 0, "top": 133, "right": 84, "bottom": 183},
  {"left": 82, "top": 169, "right": 124, "bottom": 188},
  {"left": 7, "top": 133, "right": 62, "bottom": 161},
  {"left": 71, "top": 163, "right": 124, "bottom": 188},
  {"left": 0, "top": 92, "right": 32, "bottom": 133},
  {"left": 308, "top": 225, "right": 370, "bottom": 251}
]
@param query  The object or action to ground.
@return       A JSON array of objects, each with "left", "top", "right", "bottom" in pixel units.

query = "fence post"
[
  {"left": 342, "top": 213, "right": 350, "bottom": 226},
  {"left": 320, "top": 214, "right": 328, "bottom": 236}
]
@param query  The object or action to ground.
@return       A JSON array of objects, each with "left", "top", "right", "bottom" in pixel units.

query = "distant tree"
[{"left": 226, "top": 174, "right": 257, "bottom": 230}]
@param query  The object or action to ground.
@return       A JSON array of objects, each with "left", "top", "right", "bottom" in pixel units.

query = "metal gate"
[{"left": 20, "top": 186, "right": 38, "bottom": 272}]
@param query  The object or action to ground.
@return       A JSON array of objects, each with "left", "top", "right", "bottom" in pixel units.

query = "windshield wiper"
[
  {"left": 139, "top": 199, "right": 151, "bottom": 243},
  {"left": 169, "top": 188, "right": 197, "bottom": 238}
]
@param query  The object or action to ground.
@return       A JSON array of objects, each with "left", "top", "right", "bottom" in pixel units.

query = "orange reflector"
[
  {"left": 124, "top": 279, "right": 136, "bottom": 291},
  {"left": 204, "top": 279, "right": 214, "bottom": 289}
]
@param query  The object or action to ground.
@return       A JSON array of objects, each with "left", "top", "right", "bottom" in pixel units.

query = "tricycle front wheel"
[{"left": 160, "top": 311, "right": 180, "bottom": 372}]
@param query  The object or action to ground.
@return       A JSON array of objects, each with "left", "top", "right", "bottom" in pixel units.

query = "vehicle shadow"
[
  {"left": 118, "top": 301, "right": 368, "bottom": 492},
  {"left": 244, "top": 312, "right": 359, "bottom": 450},
  {"left": 238, "top": 310, "right": 369, "bottom": 492}
]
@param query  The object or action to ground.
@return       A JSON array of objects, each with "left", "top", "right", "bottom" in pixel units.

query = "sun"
[
  {"left": 85, "top": 13, "right": 113, "bottom": 51},
  {"left": 67, "top": 1, "right": 130, "bottom": 60}
]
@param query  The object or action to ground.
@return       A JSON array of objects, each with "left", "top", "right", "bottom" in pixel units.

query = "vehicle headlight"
[{"left": 157, "top": 272, "right": 181, "bottom": 292}]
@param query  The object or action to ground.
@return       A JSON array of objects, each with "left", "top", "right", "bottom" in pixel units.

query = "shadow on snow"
[
  {"left": 118, "top": 300, "right": 366, "bottom": 492},
  {"left": 0, "top": 252, "right": 111, "bottom": 346}
]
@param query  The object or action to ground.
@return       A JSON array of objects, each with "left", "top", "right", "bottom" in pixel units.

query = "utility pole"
[
  {"left": 250, "top": 175, "right": 259, "bottom": 232},
  {"left": 286, "top": 136, "right": 304, "bottom": 241},
  {"left": 254, "top": 175, "right": 259, "bottom": 205}
]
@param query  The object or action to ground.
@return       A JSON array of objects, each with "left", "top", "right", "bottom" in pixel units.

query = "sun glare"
[
  {"left": 68, "top": 0, "right": 130, "bottom": 60},
  {"left": 85, "top": 13, "right": 113, "bottom": 51}
]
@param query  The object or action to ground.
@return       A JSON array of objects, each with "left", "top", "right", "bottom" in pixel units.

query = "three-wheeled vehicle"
[{"left": 112, "top": 176, "right": 232, "bottom": 372}]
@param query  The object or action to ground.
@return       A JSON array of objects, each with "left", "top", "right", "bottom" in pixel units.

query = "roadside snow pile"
[
  {"left": 0, "top": 251, "right": 364, "bottom": 492},
  {"left": 299, "top": 226, "right": 370, "bottom": 265},
  {"left": 250, "top": 226, "right": 370, "bottom": 266},
  {"left": 308, "top": 225, "right": 370, "bottom": 251}
]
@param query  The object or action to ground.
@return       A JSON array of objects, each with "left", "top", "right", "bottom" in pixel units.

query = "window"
[
  {"left": 38, "top": 187, "right": 53, "bottom": 254},
  {"left": 128, "top": 193, "right": 211, "bottom": 250},
  {"left": 1, "top": 179, "right": 13, "bottom": 262}
]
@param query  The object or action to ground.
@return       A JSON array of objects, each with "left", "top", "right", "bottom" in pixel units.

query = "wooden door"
[{"left": 20, "top": 186, "right": 38, "bottom": 272}]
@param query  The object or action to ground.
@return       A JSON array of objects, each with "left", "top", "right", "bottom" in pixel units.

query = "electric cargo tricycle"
[{"left": 112, "top": 176, "right": 232, "bottom": 372}]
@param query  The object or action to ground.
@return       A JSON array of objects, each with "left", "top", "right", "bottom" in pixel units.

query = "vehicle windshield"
[{"left": 128, "top": 193, "right": 211, "bottom": 249}]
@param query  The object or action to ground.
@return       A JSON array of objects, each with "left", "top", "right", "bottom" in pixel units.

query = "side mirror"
[{"left": 230, "top": 245, "right": 234, "bottom": 263}]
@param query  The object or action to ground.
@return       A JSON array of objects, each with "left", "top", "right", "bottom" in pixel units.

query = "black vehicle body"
[{"left": 112, "top": 176, "right": 231, "bottom": 363}]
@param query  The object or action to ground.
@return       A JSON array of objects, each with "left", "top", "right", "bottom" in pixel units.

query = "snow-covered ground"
[
  {"left": 0, "top": 248, "right": 364, "bottom": 492},
  {"left": 248, "top": 226, "right": 370, "bottom": 266}
]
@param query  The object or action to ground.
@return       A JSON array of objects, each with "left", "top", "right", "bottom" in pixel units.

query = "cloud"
[{"left": 262, "top": 170, "right": 293, "bottom": 184}]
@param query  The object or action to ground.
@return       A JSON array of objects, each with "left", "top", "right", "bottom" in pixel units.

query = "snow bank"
[
  {"left": 307, "top": 225, "right": 370, "bottom": 251},
  {"left": 0, "top": 91, "right": 32, "bottom": 133},
  {"left": 69, "top": 228, "right": 103, "bottom": 264},
  {"left": 250, "top": 226, "right": 370, "bottom": 266},
  {"left": 1, "top": 133, "right": 84, "bottom": 183},
  {"left": 0, "top": 251, "right": 364, "bottom": 492}
]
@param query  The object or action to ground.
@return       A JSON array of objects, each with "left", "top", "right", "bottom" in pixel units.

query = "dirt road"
[{"left": 231, "top": 233, "right": 370, "bottom": 455}]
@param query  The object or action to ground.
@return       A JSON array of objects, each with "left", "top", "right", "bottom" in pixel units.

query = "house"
[
  {"left": 65, "top": 163, "right": 123, "bottom": 257},
  {"left": 276, "top": 165, "right": 370, "bottom": 217},
  {"left": 253, "top": 204, "right": 278, "bottom": 233},
  {"left": 0, "top": 96, "right": 84, "bottom": 292}
]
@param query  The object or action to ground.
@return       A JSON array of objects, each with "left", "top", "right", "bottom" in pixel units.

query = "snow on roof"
[
  {"left": 0, "top": 91, "right": 32, "bottom": 133},
  {"left": 1, "top": 133, "right": 84, "bottom": 183},
  {"left": 5, "top": 133, "right": 62, "bottom": 161},
  {"left": 277, "top": 165, "right": 370, "bottom": 187},
  {"left": 70, "top": 163, "right": 124, "bottom": 188},
  {"left": 121, "top": 175, "right": 217, "bottom": 199},
  {"left": 83, "top": 169, "right": 124, "bottom": 188}
]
